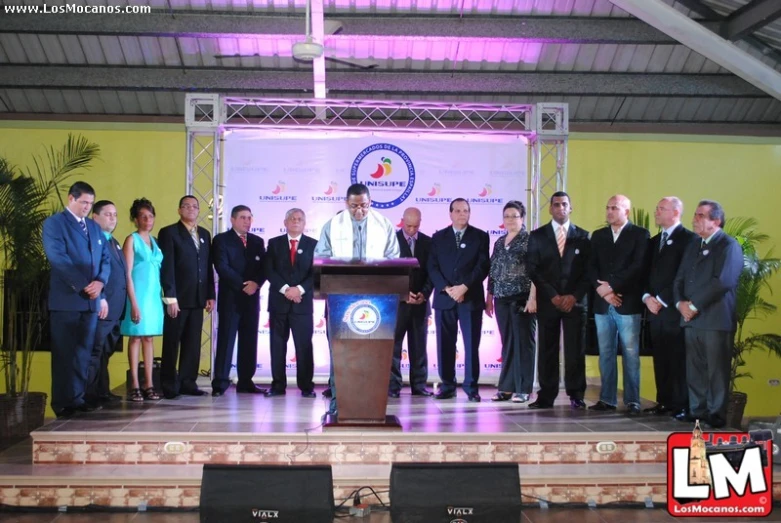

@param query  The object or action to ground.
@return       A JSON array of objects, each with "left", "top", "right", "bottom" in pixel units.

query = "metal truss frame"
[{"left": 184, "top": 94, "right": 568, "bottom": 377}]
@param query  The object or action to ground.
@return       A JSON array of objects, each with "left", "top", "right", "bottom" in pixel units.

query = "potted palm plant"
[
  {"left": 723, "top": 217, "right": 781, "bottom": 428},
  {"left": 0, "top": 134, "right": 100, "bottom": 439}
]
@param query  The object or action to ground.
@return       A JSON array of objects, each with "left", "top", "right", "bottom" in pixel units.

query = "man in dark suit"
[
  {"left": 674, "top": 200, "right": 743, "bottom": 428},
  {"left": 85, "top": 200, "right": 127, "bottom": 405},
  {"left": 211, "top": 205, "right": 267, "bottom": 396},
  {"left": 158, "top": 195, "right": 216, "bottom": 399},
  {"left": 642, "top": 197, "right": 696, "bottom": 418},
  {"left": 428, "top": 198, "right": 490, "bottom": 402},
  {"left": 42, "top": 181, "right": 111, "bottom": 418},
  {"left": 264, "top": 208, "right": 318, "bottom": 398},
  {"left": 389, "top": 207, "right": 434, "bottom": 398},
  {"left": 527, "top": 191, "right": 591, "bottom": 410},
  {"left": 589, "top": 194, "right": 650, "bottom": 415}
]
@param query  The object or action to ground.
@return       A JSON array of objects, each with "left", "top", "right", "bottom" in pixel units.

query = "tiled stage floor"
[{"left": 32, "top": 384, "right": 693, "bottom": 435}]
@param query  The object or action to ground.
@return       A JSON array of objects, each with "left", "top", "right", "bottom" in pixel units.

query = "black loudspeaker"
[
  {"left": 125, "top": 357, "right": 162, "bottom": 393},
  {"left": 200, "top": 464, "right": 334, "bottom": 523},
  {"left": 390, "top": 463, "right": 521, "bottom": 523}
]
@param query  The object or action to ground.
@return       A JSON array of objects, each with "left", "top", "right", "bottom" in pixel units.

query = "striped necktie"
[
  {"left": 556, "top": 226, "right": 566, "bottom": 257},
  {"left": 79, "top": 219, "right": 89, "bottom": 239}
]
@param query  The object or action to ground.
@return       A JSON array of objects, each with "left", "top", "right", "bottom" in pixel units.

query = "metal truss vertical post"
[{"left": 185, "top": 94, "right": 222, "bottom": 381}]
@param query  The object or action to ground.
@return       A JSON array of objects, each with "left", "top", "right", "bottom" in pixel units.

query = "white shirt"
[
  {"left": 280, "top": 234, "right": 306, "bottom": 296},
  {"left": 611, "top": 221, "right": 628, "bottom": 243},
  {"left": 552, "top": 220, "right": 570, "bottom": 238},
  {"left": 66, "top": 207, "right": 86, "bottom": 227}
]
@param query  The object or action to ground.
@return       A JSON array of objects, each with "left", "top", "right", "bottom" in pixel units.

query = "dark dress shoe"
[
  {"left": 570, "top": 399, "right": 586, "bottom": 410},
  {"left": 322, "top": 388, "right": 333, "bottom": 398},
  {"left": 388, "top": 391, "right": 400, "bottom": 399},
  {"left": 672, "top": 410, "right": 695, "bottom": 422},
  {"left": 211, "top": 390, "right": 224, "bottom": 397},
  {"left": 706, "top": 415, "right": 726, "bottom": 429},
  {"left": 301, "top": 391, "right": 316, "bottom": 398},
  {"left": 264, "top": 390, "right": 286, "bottom": 397},
  {"left": 467, "top": 393, "right": 481, "bottom": 403},
  {"left": 236, "top": 384, "right": 268, "bottom": 394},
  {"left": 163, "top": 391, "right": 181, "bottom": 400},
  {"left": 56, "top": 408, "right": 75, "bottom": 419},
  {"left": 180, "top": 389, "right": 207, "bottom": 396},
  {"left": 644, "top": 404, "right": 670, "bottom": 415},
  {"left": 589, "top": 401, "right": 617, "bottom": 411},
  {"left": 98, "top": 393, "right": 122, "bottom": 404},
  {"left": 433, "top": 390, "right": 456, "bottom": 400},
  {"left": 528, "top": 400, "right": 554, "bottom": 409},
  {"left": 411, "top": 388, "right": 433, "bottom": 397},
  {"left": 627, "top": 404, "right": 642, "bottom": 416}
]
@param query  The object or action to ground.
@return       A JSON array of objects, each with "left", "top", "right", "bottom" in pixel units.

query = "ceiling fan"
[{"left": 215, "top": 0, "right": 378, "bottom": 70}]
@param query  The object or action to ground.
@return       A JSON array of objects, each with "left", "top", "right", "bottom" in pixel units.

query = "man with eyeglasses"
[
  {"left": 315, "top": 183, "right": 400, "bottom": 415},
  {"left": 428, "top": 198, "right": 490, "bottom": 402},
  {"left": 43, "top": 181, "right": 112, "bottom": 418},
  {"left": 158, "top": 195, "right": 216, "bottom": 399}
]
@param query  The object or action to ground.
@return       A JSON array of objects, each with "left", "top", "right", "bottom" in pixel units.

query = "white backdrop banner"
[{"left": 221, "top": 130, "right": 528, "bottom": 385}]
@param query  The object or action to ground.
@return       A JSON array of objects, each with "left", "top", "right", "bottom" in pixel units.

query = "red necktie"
[
  {"left": 240, "top": 235, "right": 247, "bottom": 247},
  {"left": 290, "top": 239, "right": 298, "bottom": 264}
]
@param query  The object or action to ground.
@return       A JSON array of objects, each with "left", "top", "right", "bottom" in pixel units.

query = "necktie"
[
  {"left": 556, "top": 226, "right": 566, "bottom": 257},
  {"left": 407, "top": 236, "right": 415, "bottom": 256},
  {"left": 660, "top": 231, "right": 668, "bottom": 253},
  {"left": 701, "top": 239, "right": 706, "bottom": 252},
  {"left": 190, "top": 227, "right": 200, "bottom": 251},
  {"left": 290, "top": 239, "right": 298, "bottom": 264},
  {"left": 455, "top": 231, "right": 462, "bottom": 247},
  {"left": 79, "top": 219, "right": 88, "bottom": 239},
  {"left": 240, "top": 235, "right": 247, "bottom": 247}
]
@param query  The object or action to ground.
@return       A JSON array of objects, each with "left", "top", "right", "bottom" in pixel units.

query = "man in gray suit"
[{"left": 673, "top": 200, "right": 743, "bottom": 428}]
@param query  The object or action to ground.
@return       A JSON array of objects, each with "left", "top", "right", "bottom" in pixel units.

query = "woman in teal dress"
[{"left": 120, "top": 198, "right": 164, "bottom": 402}]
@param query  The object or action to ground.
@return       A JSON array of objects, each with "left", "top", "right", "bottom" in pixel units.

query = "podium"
[{"left": 314, "top": 258, "right": 419, "bottom": 430}]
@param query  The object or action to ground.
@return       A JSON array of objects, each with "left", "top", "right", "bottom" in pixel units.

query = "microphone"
[{"left": 357, "top": 225, "right": 363, "bottom": 259}]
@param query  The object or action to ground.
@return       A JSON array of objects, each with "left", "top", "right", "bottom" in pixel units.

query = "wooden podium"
[{"left": 314, "top": 258, "right": 418, "bottom": 430}]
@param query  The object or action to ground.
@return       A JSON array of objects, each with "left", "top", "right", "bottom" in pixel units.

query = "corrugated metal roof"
[{"left": 0, "top": 0, "right": 779, "bottom": 128}]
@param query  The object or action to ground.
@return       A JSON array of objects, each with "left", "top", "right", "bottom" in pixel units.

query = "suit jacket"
[
  {"left": 428, "top": 224, "right": 490, "bottom": 311},
  {"left": 644, "top": 224, "right": 697, "bottom": 323},
  {"left": 102, "top": 235, "right": 128, "bottom": 321},
  {"left": 397, "top": 230, "right": 434, "bottom": 300},
  {"left": 673, "top": 229, "right": 743, "bottom": 331},
  {"left": 588, "top": 222, "right": 650, "bottom": 315},
  {"left": 264, "top": 234, "right": 317, "bottom": 315},
  {"left": 158, "top": 221, "right": 215, "bottom": 309},
  {"left": 528, "top": 221, "right": 591, "bottom": 318},
  {"left": 213, "top": 229, "right": 266, "bottom": 313},
  {"left": 43, "top": 211, "right": 111, "bottom": 313}
]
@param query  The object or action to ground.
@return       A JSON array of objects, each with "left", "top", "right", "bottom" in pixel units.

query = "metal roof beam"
[
  {"left": 0, "top": 65, "right": 766, "bottom": 97},
  {"left": 608, "top": 0, "right": 781, "bottom": 101},
  {"left": 722, "top": 0, "right": 781, "bottom": 41},
  {"left": 0, "top": 11, "right": 716, "bottom": 44}
]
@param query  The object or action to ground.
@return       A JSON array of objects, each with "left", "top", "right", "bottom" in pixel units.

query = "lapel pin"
[
  {"left": 255, "top": 256, "right": 260, "bottom": 261},
  {"left": 460, "top": 243, "right": 466, "bottom": 248},
  {"left": 200, "top": 238, "right": 205, "bottom": 243},
  {"left": 703, "top": 250, "right": 709, "bottom": 256},
  {"left": 98, "top": 239, "right": 102, "bottom": 245},
  {"left": 575, "top": 248, "right": 580, "bottom": 255},
  {"left": 298, "top": 249, "right": 303, "bottom": 254},
  {"left": 667, "top": 239, "right": 673, "bottom": 245}
]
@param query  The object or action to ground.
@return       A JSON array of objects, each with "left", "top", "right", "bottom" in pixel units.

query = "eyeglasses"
[
  {"left": 348, "top": 203, "right": 370, "bottom": 210},
  {"left": 180, "top": 204, "right": 200, "bottom": 210}
]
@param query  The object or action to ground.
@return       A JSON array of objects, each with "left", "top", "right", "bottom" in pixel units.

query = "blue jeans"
[{"left": 594, "top": 307, "right": 641, "bottom": 407}]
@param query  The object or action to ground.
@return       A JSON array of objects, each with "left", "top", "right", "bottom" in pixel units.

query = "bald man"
[
  {"left": 389, "top": 208, "right": 434, "bottom": 397},
  {"left": 588, "top": 194, "right": 650, "bottom": 415}
]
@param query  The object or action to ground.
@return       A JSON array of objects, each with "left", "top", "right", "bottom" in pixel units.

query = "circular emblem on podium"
[{"left": 344, "top": 300, "right": 382, "bottom": 336}]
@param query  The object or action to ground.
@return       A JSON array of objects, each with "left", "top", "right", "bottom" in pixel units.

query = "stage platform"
[{"left": 1, "top": 384, "right": 779, "bottom": 510}]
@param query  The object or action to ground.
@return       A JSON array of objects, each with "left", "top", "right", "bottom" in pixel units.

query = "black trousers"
[
  {"left": 536, "top": 307, "right": 587, "bottom": 403},
  {"left": 494, "top": 299, "right": 536, "bottom": 395},
  {"left": 86, "top": 318, "right": 121, "bottom": 401},
  {"left": 435, "top": 305, "right": 483, "bottom": 395},
  {"left": 685, "top": 327, "right": 733, "bottom": 420},
  {"left": 268, "top": 312, "right": 314, "bottom": 393},
  {"left": 49, "top": 310, "right": 98, "bottom": 413},
  {"left": 648, "top": 317, "right": 688, "bottom": 410},
  {"left": 211, "top": 302, "right": 260, "bottom": 392},
  {"left": 390, "top": 302, "right": 429, "bottom": 393},
  {"left": 161, "top": 307, "right": 203, "bottom": 395}
]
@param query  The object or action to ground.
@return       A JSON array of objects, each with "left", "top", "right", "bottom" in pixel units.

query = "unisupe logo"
[
  {"left": 343, "top": 300, "right": 382, "bottom": 335},
  {"left": 416, "top": 182, "right": 450, "bottom": 204},
  {"left": 468, "top": 184, "right": 504, "bottom": 205},
  {"left": 351, "top": 143, "right": 415, "bottom": 209},
  {"left": 259, "top": 180, "right": 298, "bottom": 202},
  {"left": 312, "top": 181, "right": 343, "bottom": 203}
]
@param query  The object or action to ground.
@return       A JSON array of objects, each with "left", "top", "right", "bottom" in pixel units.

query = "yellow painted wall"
[{"left": 1, "top": 122, "right": 780, "bottom": 418}]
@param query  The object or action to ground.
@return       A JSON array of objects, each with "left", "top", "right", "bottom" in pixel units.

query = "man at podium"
[{"left": 315, "top": 183, "right": 400, "bottom": 415}]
